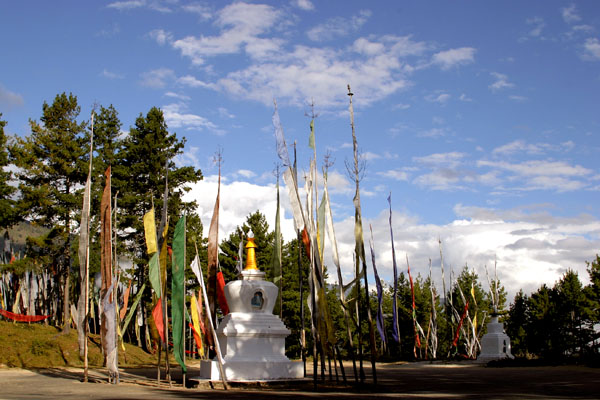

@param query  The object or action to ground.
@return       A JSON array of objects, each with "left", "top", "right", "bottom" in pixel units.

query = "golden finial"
[{"left": 244, "top": 230, "right": 259, "bottom": 271}]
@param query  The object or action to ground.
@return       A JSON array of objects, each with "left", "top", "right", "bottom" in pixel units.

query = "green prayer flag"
[
  {"left": 172, "top": 215, "right": 186, "bottom": 373},
  {"left": 149, "top": 253, "right": 161, "bottom": 298}
]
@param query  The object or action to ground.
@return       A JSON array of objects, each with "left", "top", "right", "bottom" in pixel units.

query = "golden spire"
[{"left": 244, "top": 230, "right": 259, "bottom": 271}]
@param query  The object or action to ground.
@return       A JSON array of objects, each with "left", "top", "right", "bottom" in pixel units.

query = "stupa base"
[{"left": 199, "top": 359, "right": 304, "bottom": 381}]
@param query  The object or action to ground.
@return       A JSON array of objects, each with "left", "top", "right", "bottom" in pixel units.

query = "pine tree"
[
  {"left": 0, "top": 113, "right": 17, "bottom": 229},
  {"left": 11, "top": 92, "right": 88, "bottom": 331},
  {"left": 116, "top": 106, "right": 201, "bottom": 348}
]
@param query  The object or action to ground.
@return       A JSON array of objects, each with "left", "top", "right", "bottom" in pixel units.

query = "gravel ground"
[{"left": 1, "top": 361, "right": 599, "bottom": 399}]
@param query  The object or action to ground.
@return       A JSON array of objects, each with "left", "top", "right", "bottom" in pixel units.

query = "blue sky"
[{"left": 1, "top": 1, "right": 600, "bottom": 301}]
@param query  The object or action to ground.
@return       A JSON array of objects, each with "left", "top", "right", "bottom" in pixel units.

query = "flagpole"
[
  {"left": 182, "top": 214, "right": 187, "bottom": 387},
  {"left": 194, "top": 245, "right": 228, "bottom": 390},
  {"left": 83, "top": 110, "right": 94, "bottom": 383},
  {"left": 348, "top": 85, "right": 377, "bottom": 384}
]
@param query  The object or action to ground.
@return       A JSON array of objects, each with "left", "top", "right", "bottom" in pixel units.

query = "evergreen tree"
[
  {"left": 11, "top": 92, "right": 88, "bottom": 331},
  {"left": 0, "top": 114, "right": 17, "bottom": 229},
  {"left": 505, "top": 289, "right": 530, "bottom": 357},
  {"left": 117, "top": 107, "right": 201, "bottom": 346},
  {"left": 554, "top": 269, "right": 595, "bottom": 358}
]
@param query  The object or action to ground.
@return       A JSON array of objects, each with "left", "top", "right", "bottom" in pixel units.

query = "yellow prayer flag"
[
  {"left": 191, "top": 294, "right": 203, "bottom": 354},
  {"left": 143, "top": 208, "right": 157, "bottom": 254}
]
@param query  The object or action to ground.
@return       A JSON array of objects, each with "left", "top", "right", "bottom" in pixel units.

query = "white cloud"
[
  {"left": 107, "top": 0, "right": 176, "bottom": 13},
  {"left": 164, "top": 91, "right": 190, "bottom": 101},
  {"left": 181, "top": 2, "right": 213, "bottom": 19},
  {"left": 583, "top": 37, "right": 600, "bottom": 60},
  {"left": 526, "top": 16, "right": 545, "bottom": 38},
  {"left": 0, "top": 84, "right": 24, "bottom": 109},
  {"left": 562, "top": 4, "right": 581, "bottom": 24},
  {"left": 414, "top": 152, "right": 465, "bottom": 168},
  {"left": 418, "top": 127, "right": 446, "bottom": 138},
  {"left": 352, "top": 37, "right": 385, "bottom": 55},
  {"left": 293, "top": 0, "right": 314, "bottom": 11},
  {"left": 492, "top": 140, "right": 573, "bottom": 156},
  {"left": 148, "top": 29, "right": 173, "bottom": 45},
  {"left": 177, "top": 75, "right": 213, "bottom": 89},
  {"left": 216, "top": 41, "right": 412, "bottom": 108},
  {"left": 172, "top": 2, "right": 283, "bottom": 65},
  {"left": 139, "top": 68, "right": 176, "bottom": 88},
  {"left": 479, "top": 159, "right": 591, "bottom": 178},
  {"left": 378, "top": 169, "right": 409, "bottom": 181},
  {"left": 489, "top": 72, "right": 514, "bottom": 91},
  {"left": 424, "top": 92, "right": 450, "bottom": 104},
  {"left": 477, "top": 159, "right": 592, "bottom": 192},
  {"left": 306, "top": 9, "right": 371, "bottom": 42},
  {"left": 183, "top": 175, "right": 600, "bottom": 302},
  {"left": 431, "top": 47, "right": 476, "bottom": 70},
  {"left": 236, "top": 169, "right": 256, "bottom": 178},
  {"left": 101, "top": 69, "right": 124, "bottom": 79},
  {"left": 162, "top": 102, "right": 223, "bottom": 134},
  {"left": 459, "top": 93, "right": 472, "bottom": 102}
]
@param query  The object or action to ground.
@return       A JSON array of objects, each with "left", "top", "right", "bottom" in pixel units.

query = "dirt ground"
[{"left": 1, "top": 361, "right": 599, "bottom": 399}]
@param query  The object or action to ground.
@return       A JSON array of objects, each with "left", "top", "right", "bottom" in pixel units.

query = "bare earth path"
[{"left": 1, "top": 361, "right": 599, "bottom": 399}]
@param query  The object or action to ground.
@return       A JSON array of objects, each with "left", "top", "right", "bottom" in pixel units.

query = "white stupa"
[
  {"left": 200, "top": 231, "right": 303, "bottom": 381},
  {"left": 477, "top": 314, "right": 514, "bottom": 363}
]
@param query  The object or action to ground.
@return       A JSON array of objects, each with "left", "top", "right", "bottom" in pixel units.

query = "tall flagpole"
[
  {"left": 182, "top": 214, "right": 187, "bottom": 387},
  {"left": 83, "top": 110, "right": 94, "bottom": 382}
]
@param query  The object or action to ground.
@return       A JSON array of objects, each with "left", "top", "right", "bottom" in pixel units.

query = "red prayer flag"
[
  {"left": 216, "top": 271, "right": 229, "bottom": 315},
  {"left": 0, "top": 308, "right": 50, "bottom": 322},
  {"left": 152, "top": 298, "right": 165, "bottom": 343}
]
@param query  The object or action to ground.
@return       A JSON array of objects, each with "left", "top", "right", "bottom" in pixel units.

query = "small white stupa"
[
  {"left": 477, "top": 314, "right": 514, "bottom": 363},
  {"left": 200, "top": 231, "right": 303, "bottom": 381}
]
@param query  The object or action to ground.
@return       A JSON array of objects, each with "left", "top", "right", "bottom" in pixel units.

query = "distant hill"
[{"left": 1, "top": 221, "right": 49, "bottom": 259}]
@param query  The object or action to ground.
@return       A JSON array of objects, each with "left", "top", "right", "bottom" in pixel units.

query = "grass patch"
[{"left": 0, "top": 320, "right": 159, "bottom": 369}]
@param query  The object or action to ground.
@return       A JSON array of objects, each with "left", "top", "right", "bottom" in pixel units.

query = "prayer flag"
[
  {"left": 207, "top": 170, "right": 220, "bottom": 318},
  {"left": 143, "top": 208, "right": 157, "bottom": 254},
  {"left": 388, "top": 194, "right": 400, "bottom": 343},
  {"left": 148, "top": 252, "right": 161, "bottom": 298},
  {"left": 190, "top": 294, "right": 203, "bottom": 354},
  {"left": 152, "top": 298, "right": 165, "bottom": 343},
  {"left": 172, "top": 216, "right": 186, "bottom": 373},
  {"left": 369, "top": 225, "right": 387, "bottom": 345},
  {"left": 272, "top": 102, "right": 290, "bottom": 167},
  {"left": 216, "top": 271, "right": 229, "bottom": 315}
]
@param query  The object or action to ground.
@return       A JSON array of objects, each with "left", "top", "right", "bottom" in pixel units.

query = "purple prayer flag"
[
  {"left": 388, "top": 193, "right": 400, "bottom": 343},
  {"left": 369, "top": 225, "right": 387, "bottom": 345}
]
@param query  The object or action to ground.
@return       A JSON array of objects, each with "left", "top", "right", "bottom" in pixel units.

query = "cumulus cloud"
[
  {"left": 172, "top": 2, "right": 283, "bottom": 65},
  {"left": 181, "top": 171, "right": 600, "bottom": 302},
  {"left": 306, "top": 9, "right": 372, "bottom": 42},
  {"left": 162, "top": 102, "right": 223, "bottom": 134},
  {"left": 431, "top": 47, "right": 476, "bottom": 70}
]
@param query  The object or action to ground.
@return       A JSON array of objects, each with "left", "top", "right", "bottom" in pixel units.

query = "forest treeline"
[{"left": 0, "top": 92, "right": 598, "bottom": 365}]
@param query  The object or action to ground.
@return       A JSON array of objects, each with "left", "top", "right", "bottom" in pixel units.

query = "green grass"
[{"left": 0, "top": 320, "right": 159, "bottom": 368}]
